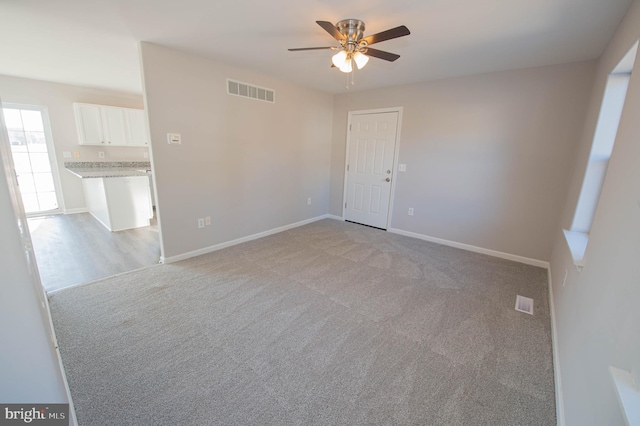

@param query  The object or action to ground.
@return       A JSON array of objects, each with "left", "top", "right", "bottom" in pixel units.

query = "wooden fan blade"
[
  {"left": 288, "top": 47, "right": 334, "bottom": 51},
  {"left": 316, "top": 21, "right": 344, "bottom": 41},
  {"left": 362, "top": 25, "right": 410, "bottom": 45},
  {"left": 364, "top": 47, "right": 400, "bottom": 62}
]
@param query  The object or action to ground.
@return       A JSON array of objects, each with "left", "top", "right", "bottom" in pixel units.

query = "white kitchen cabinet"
[
  {"left": 102, "top": 106, "right": 128, "bottom": 146},
  {"left": 125, "top": 109, "right": 150, "bottom": 146},
  {"left": 74, "top": 103, "right": 149, "bottom": 147},
  {"left": 83, "top": 176, "right": 152, "bottom": 231},
  {"left": 75, "top": 104, "right": 104, "bottom": 145}
]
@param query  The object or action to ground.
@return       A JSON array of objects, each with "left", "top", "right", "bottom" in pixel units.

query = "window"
[
  {"left": 564, "top": 41, "right": 638, "bottom": 269},
  {"left": 2, "top": 105, "right": 61, "bottom": 214}
]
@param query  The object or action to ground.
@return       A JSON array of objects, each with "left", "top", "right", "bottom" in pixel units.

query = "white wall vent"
[
  {"left": 515, "top": 295, "right": 534, "bottom": 315},
  {"left": 227, "top": 79, "right": 275, "bottom": 103}
]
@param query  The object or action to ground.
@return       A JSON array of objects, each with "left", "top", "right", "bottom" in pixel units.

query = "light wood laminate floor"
[{"left": 28, "top": 213, "right": 160, "bottom": 292}]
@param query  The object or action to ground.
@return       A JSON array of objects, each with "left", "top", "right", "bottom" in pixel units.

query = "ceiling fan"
[{"left": 288, "top": 20, "right": 410, "bottom": 73}]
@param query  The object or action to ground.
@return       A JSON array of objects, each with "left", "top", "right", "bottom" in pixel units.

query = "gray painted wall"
[
  {"left": 330, "top": 62, "right": 596, "bottom": 261},
  {"left": 139, "top": 43, "right": 333, "bottom": 259},
  {"left": 549, "top": 1, "right": 640, "bottom": 424},
  {"left": 0, "top": 75, "right": 147, "bottom": 212}
]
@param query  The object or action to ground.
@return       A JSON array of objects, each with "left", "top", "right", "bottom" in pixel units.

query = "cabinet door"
[
  {"left": 75, "top": 104, "right": 104, "bottom": 145},
  {"left": 125, "top": 109, "right": 149, "bottom": 146},
  {"left": 102, "top": 107, "right": 128, "bottom": 146}
]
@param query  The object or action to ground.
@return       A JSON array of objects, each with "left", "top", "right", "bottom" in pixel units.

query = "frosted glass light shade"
[
  {"left": 332, "top": 50, "right": 348, "bottom": 68},
  {"left": 353, "top": 51, "right": 369, "bottom": 69},
  {"left": 339, "top": 58, "right": 353, "bottom": 73}
]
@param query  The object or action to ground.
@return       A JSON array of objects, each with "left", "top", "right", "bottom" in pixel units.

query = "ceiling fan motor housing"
[{"left": 337, "top": 19, "right": 366, "bottom": 52}]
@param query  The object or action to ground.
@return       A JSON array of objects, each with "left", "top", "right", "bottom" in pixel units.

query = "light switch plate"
[
  {"left": 167, "top": 133, "right": 181, "bottom": 144},
  {"left": 63, "top": 151, "right": 72, "bottom": 158}
]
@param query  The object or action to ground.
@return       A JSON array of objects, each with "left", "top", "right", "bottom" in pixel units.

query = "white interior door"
[{"left": 344, "top": 111, "right": 399, "bottom": 229}]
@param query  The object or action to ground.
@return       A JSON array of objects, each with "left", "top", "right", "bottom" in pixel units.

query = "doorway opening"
[{"left": 2, "top": 103, "right": 160, "bottom": 293}]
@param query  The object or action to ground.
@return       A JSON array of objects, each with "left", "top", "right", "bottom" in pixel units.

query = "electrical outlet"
[
  {"left": 399, "top": 164, "right": 407, "bottom": 172},
  {"left": 408, "top": 208, "right": 414, "bottom": 216},
  {"left": 562, "top": 270, "right": 568, "bottom": 287},
  {"left": 205, "top": 216, "right": 211, "bottom": 226},
  {"left": 307, "top": 198, "right": 312, "bottom": 205},
  {"left": 98, "top": 151, "right": 105, "bottom": 158},
  {"left": 197, "top": 218, "right": 205, "bottom": 228},
  {"left": 73, "top": 151, "right": 80, "bottom": 158},
  {"left": 143, "top": 152, "right": 149, "bottom": 158}
]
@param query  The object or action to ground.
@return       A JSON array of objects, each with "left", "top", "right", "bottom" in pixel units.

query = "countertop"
[{"left": 65, "top": 161, "right": 151, "bottom": 179}]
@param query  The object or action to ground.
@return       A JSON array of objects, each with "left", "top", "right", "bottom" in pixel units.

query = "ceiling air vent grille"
[
  {"left": 515, "top": 295, "right": 534, "bottom": 315},
  {"left": 227, "top": 79, "right": 275, "bottom": 103}
]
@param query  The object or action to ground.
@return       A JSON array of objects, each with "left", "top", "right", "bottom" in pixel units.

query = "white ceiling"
[{"left": 0, "top": 0, "right": 632, "bottom": 95}]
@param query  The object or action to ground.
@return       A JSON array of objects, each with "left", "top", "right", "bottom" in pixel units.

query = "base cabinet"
[{"left": 83, "top": 176, "right": 152, "bottom": 231}]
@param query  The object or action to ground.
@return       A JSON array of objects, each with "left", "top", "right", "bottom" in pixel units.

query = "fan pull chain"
[{"left": 345, "top": 61, "right": 356, "bottom": 90}]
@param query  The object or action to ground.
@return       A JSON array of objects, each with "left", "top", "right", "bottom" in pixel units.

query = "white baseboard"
[
  {"left": 64, "top": 208, "right": 88, "bottom": 215},
  {"left": 387, "top": 227, "right": 550, "bottom": 269},
  {"left": 161, "top": 214, "right": 331, "bottom": 264},
  {"left": 326, "top": 214, "right": 343, "bottom": 221},
  {"left": 547, "top": 268, "right": 566, "bottom": 426}
]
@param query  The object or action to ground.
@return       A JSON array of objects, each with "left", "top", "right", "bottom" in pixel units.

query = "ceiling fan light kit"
[
  {"left": 331, "top": 50, "right": 348, "bottom": 69},
  {"left": 353, "top": 51, "right": 369, "bottom": 69},
  {"left": 289, "top": 19, "right": 410, "bottom": 84}
]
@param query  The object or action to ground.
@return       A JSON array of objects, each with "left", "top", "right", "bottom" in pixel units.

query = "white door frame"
[
  {"left": 0, "top": 97, "right": 78, "bottom": 425},
  {"left": 2, "top": 103, "right": 66, "bottom": 216},
  {"left": 341, "top": 106, "right": 403, "bottom": 230}
]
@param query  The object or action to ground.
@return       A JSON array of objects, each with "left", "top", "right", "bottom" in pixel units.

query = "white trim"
[
  {"left": 326, "top": 214, "right": 343, "bottom": 221},
  {"left": 42, "top": 292, "right": 79, "bottom": 426},
  {"left": 25, "top": 209, "right": 63, "bottom": 218},
  {"left": 548, "top": 267, "right": 566, "bottom": 426},
  {"left": 47, "top": 263, "right": 163, "bottom": 294},
  {"left": 0, "top": 104, "right": 77, "bottom": 424},
  {"left": 63, "top": 207, "right": 89, "bottom": 215},
  {"left": 609, "top": 366, "right": 640, "bottom": 426},
  {"left": 342, "top": 107, "right": 403, "bottom": 229},
  {"left": 562, "top": 229, "right": 587, "bottom": 271},
  {"left": 387, "top": 227, "right": 549, "bottom": 268},
  {"left": 161, "top": 215, "right": 330, "bottom": 264},
  {"left": 388, "top": 109, "right": 403, "bottom": 229}
]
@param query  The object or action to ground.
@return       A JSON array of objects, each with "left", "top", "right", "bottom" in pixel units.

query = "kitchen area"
[
  {"left": 12, "top": 98, "right": 162, "bottom": 292},
  {"left": 65, "top": 161, "right": 154, "bottom": 232}
]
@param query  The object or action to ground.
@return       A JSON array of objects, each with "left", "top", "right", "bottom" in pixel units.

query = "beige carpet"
[{"left": 49, "top": 219, "right": 556, "bottom": 425}]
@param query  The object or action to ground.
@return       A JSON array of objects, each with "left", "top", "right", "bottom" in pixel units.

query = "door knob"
[
  {"left": 386, "top": 170, "right": 391, "bottom": 174},
  {"left": 385, "top": 177, "right": 391, "bottom": 182}
]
